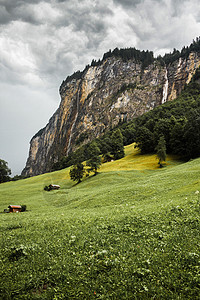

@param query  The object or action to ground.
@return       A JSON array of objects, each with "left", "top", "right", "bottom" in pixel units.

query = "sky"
[{"left": 0, "top": 0, "right": 200, "bottom": 175}]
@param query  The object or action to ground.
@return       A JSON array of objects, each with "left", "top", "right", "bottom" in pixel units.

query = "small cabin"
[
  {"left": 49, "top": 184, "right": 60, "bottom": 190},
  {"left": 8, "top": 205, "right": 22, "bottom": 213}
]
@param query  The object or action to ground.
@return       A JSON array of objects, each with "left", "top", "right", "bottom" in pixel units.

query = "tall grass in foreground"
[{"left": 0, "top": 148, "right": 200, "bottom": 299}]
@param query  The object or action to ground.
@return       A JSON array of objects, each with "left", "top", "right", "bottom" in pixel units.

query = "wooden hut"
[
  {"left": 49, "top": 184, "right": 60, "bottom": 190},
  {"left": 8, "top": 205, "right": 22, "bottom": 213}
]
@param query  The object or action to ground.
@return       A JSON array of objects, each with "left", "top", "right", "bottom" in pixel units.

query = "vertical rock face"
[
  {"left": 22, "top": 51, "right": 200, "bottom": 176},
  {"left": 167, "top": 52, "right": 200, "bottom": 101}
]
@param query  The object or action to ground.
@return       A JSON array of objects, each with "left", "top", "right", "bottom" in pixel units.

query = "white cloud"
[
  {"left": 100, "top": 5, "right": 139, "bottom": 50},
  {"left": 0, "top": 22, "right": 45, "bottom": 87},
  {"left": 31, "top": 1, "right": 62, "bottom": 24}
]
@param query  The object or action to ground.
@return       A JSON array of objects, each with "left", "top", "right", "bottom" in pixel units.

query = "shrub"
[
  {"left": 21, "top": 205, "right": 27, "bottom": 212},
  {"left": 44, "top": 185, "right": 50, "bottom": 191}
]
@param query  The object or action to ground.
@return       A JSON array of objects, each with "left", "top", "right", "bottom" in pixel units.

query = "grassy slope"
[
  {"left": 0, "top": 143, "right": 200, "bottom": 299},
  {"left": 0, "top": 144, "right": 181, "bottom": 211}
]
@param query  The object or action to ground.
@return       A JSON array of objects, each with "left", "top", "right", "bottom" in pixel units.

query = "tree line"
[
  {"left": 61, "top": 36, "right": 200, "bottom": 89},
  {"left": 60, "top": 47, "right": 155, "bottom": 89},
  {"left": 161, "top": 37, "right": 200, "bottom": 66}
]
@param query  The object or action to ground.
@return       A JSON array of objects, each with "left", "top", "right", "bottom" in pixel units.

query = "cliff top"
[{"left": 60, "top": 36, "right": 200, "bottom": 91}]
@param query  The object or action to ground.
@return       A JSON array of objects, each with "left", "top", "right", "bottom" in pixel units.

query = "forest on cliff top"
[{"left": 61, "top": 37, "right": 200, "bottom": 86}]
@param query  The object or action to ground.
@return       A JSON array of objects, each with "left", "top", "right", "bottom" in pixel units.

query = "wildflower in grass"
[
  {"left": 69, "top": 236, "right": 76, "bottom": 244},
  {"left": 195, "top": 190, "right": 199, "bottom": 202},
  {"left": 97, "top": 250, "right": 108, "bottom": 256}
]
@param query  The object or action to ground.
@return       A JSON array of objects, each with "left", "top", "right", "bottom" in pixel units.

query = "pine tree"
[
  {"left": 155, "top": 136, "right": 166, "bottom": 168},
  {"left": 86, "top": 141, "right": 101, "bottom": 175},
  {"left": 135, "top": 126, "right": 154, "bottom": 153},
  {"left": 110, "top": 129, "right": 125, "bottom": 160}
]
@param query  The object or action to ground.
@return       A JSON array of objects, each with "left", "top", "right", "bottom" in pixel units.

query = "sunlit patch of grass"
[{"left": 100, "top": 143, "right": 181, "bottom": 172}]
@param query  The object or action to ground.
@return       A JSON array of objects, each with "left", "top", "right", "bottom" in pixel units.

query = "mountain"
[{"left": 22, "top": 42, "right": 200, "bottom": 176}]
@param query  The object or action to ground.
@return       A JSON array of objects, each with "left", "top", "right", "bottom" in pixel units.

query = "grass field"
[{"left": 0, "top": 144, "right": 200, "bottom": 299}]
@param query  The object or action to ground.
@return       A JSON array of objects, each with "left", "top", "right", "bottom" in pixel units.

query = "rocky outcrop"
[
  {"left": 22, "top": 51, "right": 200, "bottom": 176},
  {"left": 167, "top": 52, "right": 200, "bottom": 101}
]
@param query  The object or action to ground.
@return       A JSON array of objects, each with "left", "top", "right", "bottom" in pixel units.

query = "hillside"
[
  {"left": 0, "top": 143, "right": 181, "bottom": 210},
  {"left": 1, "top": 148, "right": 200, "bottom": 299}
]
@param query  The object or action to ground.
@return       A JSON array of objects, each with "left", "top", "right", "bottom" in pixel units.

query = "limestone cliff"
[{"left": 22, "top": 50, "right": 200, "bottom": 176}]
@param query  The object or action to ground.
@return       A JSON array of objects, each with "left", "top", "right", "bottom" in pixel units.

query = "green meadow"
[{"left": 0, "top": 143, "right": 200, "bottom": 299}]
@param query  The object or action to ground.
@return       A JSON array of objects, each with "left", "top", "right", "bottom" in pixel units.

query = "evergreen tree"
[
  {"left": 86, "top": 156, "right": 101, "bottom": 175},
  {"left": 120, "top": 122, "right": 136, "bottom": 145},
  {"left": 86, "top": 141, "right": 101, "bottom": 175},
  {"left": 110, "top": 128, "right": 125, "bottom": 160},
  {"left": 69, "top": 163, "right": 85, "bottom": 183},
  {"left": 169, "top": 118, "right": 187, "bottom": 155},
  {"left": 71, "top": 146, "right": 86, "bottom": 165},
  {"left": 153, "top": 118, "right": 172, "bottom": 151},
  {"left": 184, "top": 110, "right": 200, "bottom": 158},
  {"left": 155, "top": 136, "right": 166, "bottom": 168},
  {"left": 135, "top": 126, "right": 154, "bottom": 153},
  {"left": 0, "top": 159, "right": 11, "bottom": 183},
  {"left": 98, "top": 136, "right": 112, "bottom": 162}
]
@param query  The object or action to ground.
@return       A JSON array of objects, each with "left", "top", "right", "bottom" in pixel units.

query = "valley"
[{"left": 0, "top": 145, "right": 199, "bottom": 299}]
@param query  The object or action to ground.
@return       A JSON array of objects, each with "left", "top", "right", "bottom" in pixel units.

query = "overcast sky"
[{"left": 0, "top": 0, "right": 200, "bottom": 175}]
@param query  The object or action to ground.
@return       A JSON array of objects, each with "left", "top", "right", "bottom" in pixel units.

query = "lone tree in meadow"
[
  {"left": 69, "top": 163, "right": 85, "bottom": 183},
  {"left": 155, "top": 136, "right": 166, "bottom": 168},
  {"left": 86, "top": 141, "right": 101, "bottom": 175}
]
